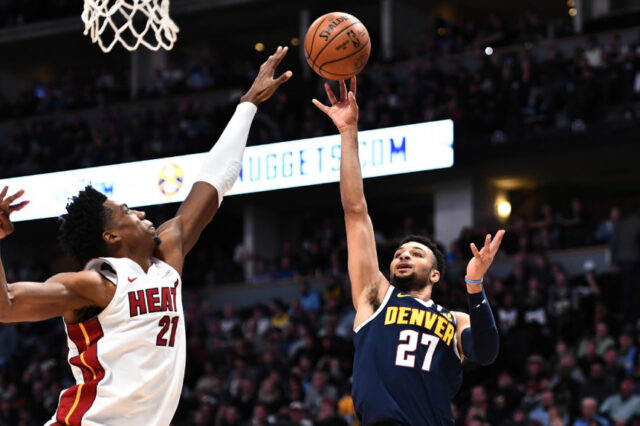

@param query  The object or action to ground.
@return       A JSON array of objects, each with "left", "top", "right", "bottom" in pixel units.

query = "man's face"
[
  {"left": 390, "top": 242, "right": 438, "bottom": 292},
  {"left": 581, "top": 398, "right": 597, "bottom": 419},
  {"left": 621, "top": 379, "right": 635, "bottom": 397},
  {"left": 102, "top": 200, "right": 159, "bottom": 250}
]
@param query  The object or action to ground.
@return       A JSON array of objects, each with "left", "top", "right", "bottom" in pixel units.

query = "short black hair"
[
  {"left": 398, "top": 235, "right": 445, "bottom": 275},
  {"left": 59, "top": 186, "right": 111, "bottom": 267}
]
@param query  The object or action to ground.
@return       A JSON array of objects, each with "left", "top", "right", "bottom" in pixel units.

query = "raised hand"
[
  {"left": 0, "top": 186, "right": 29, "bottom": 239},
  {"left": 240, "top": 46, "right": 293, "bottom": 105},
  {"left": 466, "top": 230, "right": 505, "bottom": 281},
  {"left": 312, "top": 78, "right": 358, "bottom": 134}
]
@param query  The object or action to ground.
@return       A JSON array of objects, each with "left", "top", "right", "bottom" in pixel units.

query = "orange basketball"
[{"left": 304, "top": 12, "right": 371, "bottom": 80}]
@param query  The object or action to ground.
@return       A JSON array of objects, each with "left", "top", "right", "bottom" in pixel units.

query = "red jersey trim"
[{"left": 56, "top": 318, "right": 105, "bottom": 425}]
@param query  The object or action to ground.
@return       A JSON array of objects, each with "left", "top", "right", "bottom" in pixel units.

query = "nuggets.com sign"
[{"left": 1, "top": 120, "right": 453, "bottom": 222}]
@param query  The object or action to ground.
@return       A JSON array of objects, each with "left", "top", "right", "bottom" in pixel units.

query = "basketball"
[{"left": 304, "top": 12, "right": 371, "bottom": 80}]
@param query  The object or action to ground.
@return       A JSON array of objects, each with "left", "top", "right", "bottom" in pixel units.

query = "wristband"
[{"left": 465, "top": 275, "right": 483, "bottom": 285}]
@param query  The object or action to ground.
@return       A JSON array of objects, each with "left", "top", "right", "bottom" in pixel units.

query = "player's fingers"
[
  {"left": 339, "top": 80, "right": 347, "bottom": 101},
  {"left": 274, "top": 70, "right": 293, "bottom": 86},
  {"left": 312, "top": 98, "right": 330, "bottom": 114},
  {"left": 5, "top": 189, "right": 24, "bottom": 204},
  {"left": 262, "top": 46, "right": 281, "bottom": 69},
  {"left": 470, "top": 242, "right": 481, "bottom": 259},
  {"left": 324, "top": 83, "right": 338, "bottom": 105},
  {"left": 348, "top": 91, "right": 358, "bottom": 108},
  {"left": 9, "top": 200, "right": 29, "bottom": 212},
  {"left": 350, "top": 76, "right": 357, "bottom": 97},
  {"left": 271, "top": 46, "right": 288, "bottom": 67},
  {"left": 0, "top": 186, "right": 7, "bottom": 201},
  {"left": 490, "top": 229, "right": 506, "bottom": 253}
]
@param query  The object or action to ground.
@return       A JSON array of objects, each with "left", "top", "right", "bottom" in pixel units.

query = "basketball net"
[{"left": 82, "top": 0, "right": 179, "bottom": 53}]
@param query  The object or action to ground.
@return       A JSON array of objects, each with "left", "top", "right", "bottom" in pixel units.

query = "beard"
[{"left": 390, "top": 271, "right": 428, "bottom": 292}]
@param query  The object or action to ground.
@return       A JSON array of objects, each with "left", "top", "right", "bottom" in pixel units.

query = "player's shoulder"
[
  {"left": 47, "top": 270, "right": 107, "bottom": 290},
  {"left": 452, "top": 311, "right": 469, "bottom": 328}
]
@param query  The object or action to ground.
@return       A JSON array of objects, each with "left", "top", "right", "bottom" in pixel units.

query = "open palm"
[
  {"left": 0, "top": 186, "right": 29, "bottom": 239},
  {"left": 240, "top": 46, "right": 293, "bottom": 105},
  {"left": 312, "top": 78, "right": 358, "bottom": 133},
  {"left": 466, "top": 230, "right": 505, "bottom": 280}
]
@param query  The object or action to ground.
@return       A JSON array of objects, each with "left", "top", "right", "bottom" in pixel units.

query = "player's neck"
[
  {"left": 407, "top": 285, "right": 433, "bottom": 302},
  {"left": 113, "top": 248, "right": 153, "bottom": 272}
]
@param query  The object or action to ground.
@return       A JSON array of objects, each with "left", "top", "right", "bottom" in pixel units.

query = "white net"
[{"left": 82, "top": 0, "right": 180, "bottom": 53}]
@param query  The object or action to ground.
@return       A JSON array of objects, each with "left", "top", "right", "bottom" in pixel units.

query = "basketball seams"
[
  {"left": 306, "top": 14, "right": 331, "bottom": 62},
  {"left": 318, "top": 38, "right": 371, "bottom": 73},
  {"left": 311, "top": 20, "right": 361, "bottom": 64},
  {"left": 312, "top": 68, "right": 365, "bottom": 77}
]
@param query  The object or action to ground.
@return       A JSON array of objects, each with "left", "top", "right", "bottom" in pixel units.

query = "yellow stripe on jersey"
[
  {"left": 78, "top": 323, "right": 91, "bottom": 348},
  {"left": 65, "top": 384, "right": 83, "bottom": 425},
  {"left": 80, "top": 352, "right": 97, "bottom": 380}
]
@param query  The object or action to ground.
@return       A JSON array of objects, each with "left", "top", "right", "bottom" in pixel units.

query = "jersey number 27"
[{"left": 395, "top": 330, "right": 439, "bottom": 371}]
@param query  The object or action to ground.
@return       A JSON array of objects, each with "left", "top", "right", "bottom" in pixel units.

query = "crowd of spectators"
[
  {"left": 0, "top": 202, "right": 639, "bottom": 425},
  {"left": 2, "top": 22, "right": 640, "bottom": 178}
]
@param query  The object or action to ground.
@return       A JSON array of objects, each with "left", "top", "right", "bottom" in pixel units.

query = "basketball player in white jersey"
[{"left": 0, "top": 46, "right": 292, "bottom": 426}]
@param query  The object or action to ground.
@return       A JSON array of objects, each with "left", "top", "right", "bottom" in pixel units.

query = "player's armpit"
[{"left": 0, "top": 271, "right": 109, "bottom": 323}]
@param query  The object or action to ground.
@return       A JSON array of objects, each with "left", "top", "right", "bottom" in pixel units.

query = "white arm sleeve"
[{"left": 194, "top": 102, "right": 257, "bottom": 205}]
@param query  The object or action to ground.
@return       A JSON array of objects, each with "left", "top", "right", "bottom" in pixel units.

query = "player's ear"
[
  {"left": 102, "top": 230, "right": 121, "bottom": 246},
  {"left": 430, "top": 269, "right": 440, "bottom": 284}
]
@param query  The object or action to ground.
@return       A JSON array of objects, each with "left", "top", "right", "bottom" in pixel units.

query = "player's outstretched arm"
[
  {"left": 454, "top": 230, "right": 504, "bottom": 365},
  {"left": 0, "top": 187, "right": 112, "bottom": 323},
  {"left": 155, "top": 47, "right": 292, "bottom": 269},
  {"left": 313, "top": 79, "right": 387, "bottom": 309}
]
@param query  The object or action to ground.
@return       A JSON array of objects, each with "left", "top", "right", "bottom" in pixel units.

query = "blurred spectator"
[
  {"left": 288, "top": 401, "right": 313, "bottom": 426},
  {"left": 297, "top": 280, "right": 321, "bottom": 314},
  {"left": 580, "top": 359, "right": 619, "bottom": 405},
  {"left": 595, "top": 207, "right": 620, "bottom": 244},
  {"left": 489, "top": 371, "right": 523, "bottom": 425},
  {"left": 464, "top": 386, "right": 493, "bottom": 424},
  {"left": 611, "top": 208, "right": 640, "bottom": 320},
  {"left": 600, "top": 377, "right": 640, "bottom": 424},
  {"left": 549, "top": 354, "right": 584, "bottom": 417},
  {"left": 573, "top": 396, "right": 610, "bottom": 426},
  {"left": 314, "top": 397, "right": 347, "bottom": 426},
  {"left": 220, "top": 304, "right": 240, "bottom": 336},
  {"left": 618, "top": 329, "right": 637, "bottom": 375},
  {"left": 303, "top": 368, "right": 338, "bottom": 416},
  {"left": 528, "top": 390, "right": 560, "bottom": 426},
  {"left": 247, "top": 403, "right": 271, "bottom": 426},
  {"left": 603, "top": 347, "right": 626, "bottom": 385}
]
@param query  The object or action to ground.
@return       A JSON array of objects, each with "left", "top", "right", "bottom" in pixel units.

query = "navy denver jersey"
[{"left": 352, "top": 285, "right": 462, "bottom": 425}]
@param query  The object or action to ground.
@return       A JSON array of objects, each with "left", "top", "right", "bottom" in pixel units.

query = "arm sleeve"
[
  {"left": 460, "top": 288, "right": 499, "bottom": 365},
  {"left": 195, "top": 102, "right": 257, "bottom": 205}
]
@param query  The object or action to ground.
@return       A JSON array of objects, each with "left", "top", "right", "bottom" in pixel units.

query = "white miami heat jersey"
[{"left": 46, "top": 256, "right": 186, "bottom": 426}]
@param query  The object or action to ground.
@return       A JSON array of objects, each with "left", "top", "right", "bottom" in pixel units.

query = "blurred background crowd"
[
  {"left": 1, "top": 199, "right": 638, "bottom": 426},
  {"left": 0, "top": 7, "right": 639, "bottom": 178}
]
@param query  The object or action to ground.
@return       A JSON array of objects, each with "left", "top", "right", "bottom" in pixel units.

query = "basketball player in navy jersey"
[{"left": 313, "top": 79, "right": 502, "bottom": 425}]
